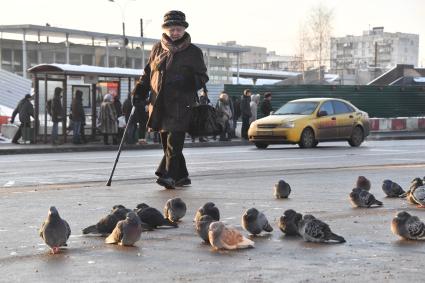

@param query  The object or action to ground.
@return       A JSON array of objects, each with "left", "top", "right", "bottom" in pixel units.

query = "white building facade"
[{"left": 330, "top": 27, "right": 419, "bottom": 84}]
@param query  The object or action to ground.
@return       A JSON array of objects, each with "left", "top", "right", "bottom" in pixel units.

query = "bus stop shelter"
[{"left": 28, "top": 63, "right": 141, "bottom": 144}]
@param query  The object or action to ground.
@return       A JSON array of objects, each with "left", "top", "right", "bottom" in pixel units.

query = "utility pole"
[{"left": 108, "top": 0, "right": 133, "bottom": 68}]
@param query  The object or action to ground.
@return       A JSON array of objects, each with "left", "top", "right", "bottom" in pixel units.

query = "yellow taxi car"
[{"left": 248, "top": 98, "right": 370, "bottom": 149}]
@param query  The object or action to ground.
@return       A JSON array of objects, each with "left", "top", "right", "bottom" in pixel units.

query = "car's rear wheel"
[
  {"left": 348, "top": 126, "right": 364, "bottom": 147},
  {"left": 255, "top": 142, "right": 269, "bottom": 149},
  {"left": 299, "top": 128, "right": 316, "bottom": 148}
]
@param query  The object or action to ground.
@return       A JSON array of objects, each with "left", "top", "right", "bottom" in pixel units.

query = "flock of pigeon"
[{"left": 39, "top": 176, "right": 425, "bottom": 254}]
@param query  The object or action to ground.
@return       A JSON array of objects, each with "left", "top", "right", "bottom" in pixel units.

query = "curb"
[{"left": 0, "top": 140, "right": 251, "bottom": 155}]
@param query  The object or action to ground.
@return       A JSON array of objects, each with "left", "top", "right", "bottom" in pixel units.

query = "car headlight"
[{"left": 277, "top": 121, "right": 295, "bottom": 128}]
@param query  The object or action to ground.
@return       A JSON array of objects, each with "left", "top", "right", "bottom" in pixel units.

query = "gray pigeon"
[
  {"left": 164, "top": 198, "right": 187, "bottom": 223},
  {"left": 278, "top": 209, "right": 303, "bottom": 236},
  {"left": 39, "top": 206, "right": 71, "bottom": 254},
  {"left": 194, "top": 202, "right": 220, "bottom": 223},
  {"left": 208, "top": 221, "right": 254, "bottom": 250},
  {"left": 274, "top": 180, "right": 291, "bottom": 198},
  {"left": 391, "top": 211, "right": 425, "bottom": 240},
  {"left": 382, "top": 180, "right": 405, "bottom": 197},
  {"left": 195, "top": 215, "right": 215, "bottom": 243},
  {"left": 241, "top": 208, "right": 273, "bottom": 235},
  {"left": 135, "top": 204, "right": 178, "bottom": 229},
  {"left": 82, "top": 206, "right": 130, "bottom": 235},
  {"left": 297, "top": 214, "right": 345, "bottom": 243},
  {"left": 356, "top": 176, "right": 371, "bottom": 191},
  {"left": 105, "top": 212, "right": 142, "bottom": 246},
  {"left": 350, "top": 188, "right": 383, "bottom": 208},
  {"left": 400, "top": 177, "right": 425, "bottom": 207}
]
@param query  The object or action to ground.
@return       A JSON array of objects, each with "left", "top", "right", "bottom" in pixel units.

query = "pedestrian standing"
[
  {"left": 113, "top": 95, "right": 124, "bottom": 142},
  {"left": 194, "top": 89, "right": 210, "bottom": 142},
  {"left": 261, "top": 92, "right": 273, "bottom": 116},
  {"left": 240, "top": 89, "right": 252, "bottom": 140},
  {"left": 249, "top": 94, "right": 260, "bottom": 124},
  {"left": 231, "top": 96, "right": 240, "bottom": 138},
  {"left": 71, "top": 90, "right": 85, "bottom": 144},
  {"left": 216, "top": 92, "right": 233, "bottom": 141},
  {"left": 131, "top": 10, "right": 209, "bottom": 189},
  {"left": 98, "top": 94, "right": 118, "bottom": 145},
  {"left": 122, "top": 92, "right": 136, "bottom": 144},
  {"left": 50, "top": 87, "right": 64, "bottom": 145},
  {"left": 10, "top": 94, "right": 35, "bottom": 144}
]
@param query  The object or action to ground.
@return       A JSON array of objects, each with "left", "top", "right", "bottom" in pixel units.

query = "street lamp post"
[{"left": 108, "top": 0, "right": 134, "bottom": 68}]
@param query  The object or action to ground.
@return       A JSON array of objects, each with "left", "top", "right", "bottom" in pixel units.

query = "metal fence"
[{"left": 224, "top": 85, "right": 425, "bottom": 118}]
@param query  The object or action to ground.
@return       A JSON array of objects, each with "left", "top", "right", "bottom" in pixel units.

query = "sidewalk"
[{"left": 0, "top": 131, "right": 424, "bottom": 155}]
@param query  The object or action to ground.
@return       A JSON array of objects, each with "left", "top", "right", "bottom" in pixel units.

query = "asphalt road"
[{"left": 1, "top": 140, "right": 425, "bottom": 282}]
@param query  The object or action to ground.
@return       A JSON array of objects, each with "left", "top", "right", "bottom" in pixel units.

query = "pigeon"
[
  {"left": 105, "top": 212, "right": 142, "bottom": 246},
  {"left": 241, "top": 208, "right": 273, "bottom": 235},
  {"left": 274, "top": 180, "right": 291, "bottom": 199},
  {"left": 135, "top": 203, "right": 150, "bottom": 210},
  {"left": 297, "top": 214, "right": 345, "bottom": 243},
  {"left": 382, "top": 180, "right": 405, "bottom": 197},
  {"left": 401, "top": 177, "right": 425, "bottom": 206},
  {"left": 411, "top": 184, "right": 425, "bottom": 208},
  {"left": 39, "top": 206, "right": 71, "bottom": 254},
  {"left": 164, "top": 198, "right": 187, "bottom": 223},
  {"left": 195, "top": 215, "right": 215, "bottom": 243},
  {"left": 194, "top": 202, "right": 220, "bottom": 223},
  {"left": 112, "top": 204, "right": 132, "bottom": 215},
  {"left": 278, "top": 209, "right": 303, "bottom": 236},
  {"left": 349, "top": 188, "right": 383, "bottom": 208},
  {"left": 356, "top": 176, "right": 371, "bottom": 191},
  {"left": 82, "top": 206, "right": 130, "bottom": 235},
  {"left": 391, "top": 211, "right": 425, "bottom": 240},
  {"left": 208, "top": 221, "right": 254, "bottom": 250},
  {"left": 135, "top": 204, "right": 178, "bottom": 229}
]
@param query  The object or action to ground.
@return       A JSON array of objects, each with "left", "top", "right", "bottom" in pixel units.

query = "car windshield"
[{"left": 273, "top": 101, "right": 319, "bottom": 115}]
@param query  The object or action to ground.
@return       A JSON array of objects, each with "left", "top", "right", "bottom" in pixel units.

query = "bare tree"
[
  {"left": 295, "top": 23, "right": 309, "bottom": 82},
  {"left": 306, "top": 2, "right": 333, "bottom": 82}
]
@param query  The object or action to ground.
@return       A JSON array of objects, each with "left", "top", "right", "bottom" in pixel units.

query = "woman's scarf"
[{"left": 153, "top": 32, "right": 191, "bottom": 71}]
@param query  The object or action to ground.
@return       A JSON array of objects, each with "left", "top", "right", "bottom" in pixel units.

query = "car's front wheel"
[
  {"left": 255, "top": 142, "right": 269, "bottom": 149},
  {"left": 348, "top": 126, "right": 364, "bottom": 147},
  {"left": 298, "top": 128, "right": 316, "bottom": 148}
]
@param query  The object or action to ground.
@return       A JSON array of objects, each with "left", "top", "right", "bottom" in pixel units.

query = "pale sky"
[{"left": 1, "top": 0, "right": 425, "bottom": 66}]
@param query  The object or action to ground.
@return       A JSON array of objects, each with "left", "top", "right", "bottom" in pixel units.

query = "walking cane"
[{"left": 106, "top": 106, "right": 136, "bottom": 186}]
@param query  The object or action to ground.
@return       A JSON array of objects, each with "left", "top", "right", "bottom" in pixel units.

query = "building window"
[
  {"left": 134, "top": 58, "right": 142, "bottom": 69},
  {"left": 1, "top": 48, "right": 12, "bottom": 65},
  {"left": 55, "top": 52, "right": 66, "bottom": 64},
  {"left": 28, "top": 50, "right": 38, "bottom": 67},
  {"left": 82, "top": 54, "right": 93, "bottom": 65},
  {"left": 70, "top": 53, "right": 81, "bottom": 65},
  {"left": 13, "top": 50, "right": 23, "bottom": 73}
]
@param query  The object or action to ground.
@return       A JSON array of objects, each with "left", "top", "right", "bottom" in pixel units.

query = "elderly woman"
[
  {"left": 132, "top": 10, "right": 209, "bottom": 189},
  {"left": 249, "top": 94, "right": 261, "bottom": 124},
  {"left": 216, "top": 92, "right": 233, "bottom": 141},
  {"left": 98, "top": 94, "right": 118, "bottom": 145}
]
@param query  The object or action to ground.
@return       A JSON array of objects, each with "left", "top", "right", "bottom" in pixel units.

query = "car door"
[
  {"left": 313, "top": 101, "right": 337, "bottom": 140},
  {"left": 332, "top": 100, "right": 355, "bottom": 138}
]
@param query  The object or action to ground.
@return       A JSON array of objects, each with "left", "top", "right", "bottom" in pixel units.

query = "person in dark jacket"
[
  {"left": 132, "top": 10, "right": 209, "bottom": 189},
  {"left": 122, "top": 92, "right": 136, "bottom": 144},
  {"left": 192, "top": 89, "right": 209, "bottom": 142},
  {"left": 261, "top": 92, "right": 273, "bottom": 116},
  {"left": 240, "top": 89, "right": 252, "bottom": 140},
  {"left": 50, "top": 87, "right": 64, "bottom": 145},
  {"left": 10, "top": 94, "right": 35, "bottom": 144},
  {"left": 71, "top": 90, "right": 85, "bottom": 144}
]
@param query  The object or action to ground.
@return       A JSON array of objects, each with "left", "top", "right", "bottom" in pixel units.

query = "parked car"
[{"left": 248, "top": 98, "right": 370, "bottom": 149}]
